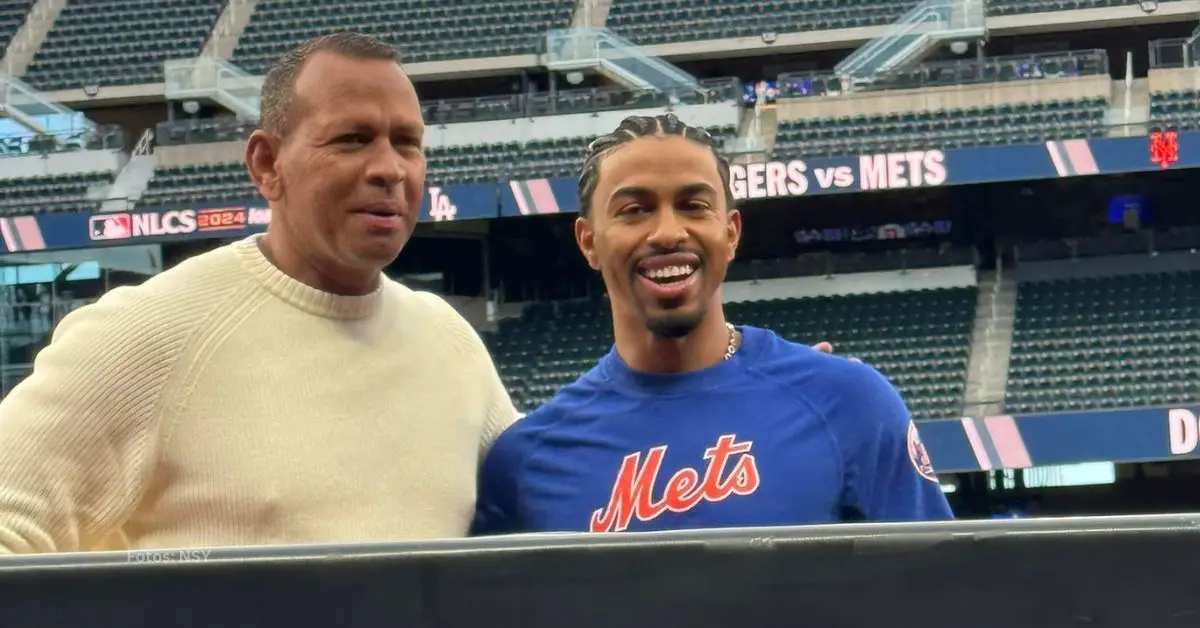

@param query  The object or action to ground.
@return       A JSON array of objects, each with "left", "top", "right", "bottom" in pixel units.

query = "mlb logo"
[{"left": 89, "top": 214, "right": 132, "bottom": 241}]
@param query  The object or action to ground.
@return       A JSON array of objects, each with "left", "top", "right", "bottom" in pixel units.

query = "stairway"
[
  {"left": 202, "top": 0, "right": 261, "bottom": 61},
  {"left": 1, "top": 0, "right": 66, "bottom": 77},
  {"left": 962, "top": 267, "right": 1018, "bottom": 418}
]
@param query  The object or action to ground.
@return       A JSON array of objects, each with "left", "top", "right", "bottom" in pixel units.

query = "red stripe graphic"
[
  {"left": 1062, "top": 139, "right": 1099, "bottom": 175},
  {"left": 526, "top": 179, "right": 561, "bottom": 214},
  {"left": 983, "top": 415, "right": 1033, "bottom": 469},
  {"left": 13, "top": 216, "right": 46, "bottom": 251},
  {"left": 960, "top": 417, "right": 994, "bottom": 471}
]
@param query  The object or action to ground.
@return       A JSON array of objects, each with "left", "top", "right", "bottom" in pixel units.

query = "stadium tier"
[
  {"left": 605, "top": 0, "right": 1148, "bottom": 46},
  {"left": 230, "top": 0, "right": 577, "bottom": 74},
  {"left": 0, "top": 171, "right": 116, "bottom": 216},
  {"left": 1005, "top": 272, "right": 1200, "bottom": 415},
  {"left": 488, "top": 287, "right": 976, "bottom": 421},
  {"left": 774, "top": 98, "right": 1107, "bottom": 158},
  {"left": 20, "top": 0, "right": 226, "bottom": 92},
  {"left": 1150, "top": 89, "right": 1200, "bottom": 132},
  {"left": 136, "top": 125, "right": 738, "bottom": 208}
]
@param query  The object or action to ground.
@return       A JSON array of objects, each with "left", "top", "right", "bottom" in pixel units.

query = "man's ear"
[
  {"left": 725, "top": 208, "right": 742, "bottom": 262},
  {"left": 246, "top": 130, "right": 284, "bottom": 203},
  {"left": 575, "top": 216, "right": 599, "bottom": 270}
]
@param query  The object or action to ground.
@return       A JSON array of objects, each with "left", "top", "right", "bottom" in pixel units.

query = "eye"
[
  {"left": 336, "top": 133, "right": 370, "bottom": 145},
  {"left": 683, "top": 200, "right": 711, "bottom": 211},
  {"left": 393, "top": 135, "right": 422, "bottom": 149},
  {"left": 618, "top": 204, "right": 648, "bottom": 216}
]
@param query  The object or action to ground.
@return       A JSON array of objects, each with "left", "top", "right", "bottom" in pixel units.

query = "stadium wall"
[
  {"left": 5, "top": 149, "right": 125, "bottom": 178},
  {"left": 424, "top": 102, "right": 739, "bottom": 147},
  {"left": 721, "top": 265, "right": 977, "bottom": 302},
  {"left": 1014, "top": 251, "right": 1200, "bottom": 282}
]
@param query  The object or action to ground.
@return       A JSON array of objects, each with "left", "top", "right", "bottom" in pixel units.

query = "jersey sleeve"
[
  {"left": 832, "top": 363, "right": 955, "bottom": 522},
  {"left": 470, "top": 421, "right": 530, "bottom": 536}
]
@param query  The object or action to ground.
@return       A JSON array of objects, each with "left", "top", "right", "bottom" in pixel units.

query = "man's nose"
[
  {"left": 364, "top": 140, "right": 406, "bottom": 189},
  {"left": 646, "top": 206, "right": 688, "bottom": 248}
]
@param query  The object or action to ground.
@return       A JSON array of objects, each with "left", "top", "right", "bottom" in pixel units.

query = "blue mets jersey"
[{"left": 472, "top": 325, "right": 953, "bottom": 535}]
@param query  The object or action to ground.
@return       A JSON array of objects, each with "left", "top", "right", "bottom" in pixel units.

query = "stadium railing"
[
  {"left": 1150, "top": 35, "right": 1200, "bottom": 69},
  {"left": 153, "top": 77, "right": 744, "bottom": 144},
  {"left": 0, "top": 124, "right": 127, "bottom": 159},
  {"left": 0, "top": 514, "right": 1194, "bottom": 628},
  {"left": 778, "top": 49, "right": 1110, "bottom": 99}
]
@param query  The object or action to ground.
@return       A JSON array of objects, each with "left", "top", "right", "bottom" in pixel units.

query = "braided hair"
[{"left": 577, "top": 113, "right": 735, "bottom": 218}]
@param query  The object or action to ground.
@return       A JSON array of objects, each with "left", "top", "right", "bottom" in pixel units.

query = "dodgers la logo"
[
  {"left": 907, "top": 421, "right": 938, "bottom": 482},
  {"left": 589, "top": 434, "right": 761, "bottom": 533}
]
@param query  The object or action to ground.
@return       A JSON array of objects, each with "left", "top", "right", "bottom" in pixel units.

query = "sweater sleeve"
[
  {"left": 414, "top": 292, "right": 519, "bottom": 456},
  {"left": 0, "top": 287, "right": 185, "bottom": 554}
]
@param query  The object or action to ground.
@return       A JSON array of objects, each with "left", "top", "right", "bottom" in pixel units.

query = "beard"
[{"left": 644, "top": 308, "right": 705, "bottom": 339}]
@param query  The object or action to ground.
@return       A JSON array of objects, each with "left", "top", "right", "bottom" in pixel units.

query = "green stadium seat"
[
  {"left": 606, "top": 0, "right": 1158, "bottom": 46},
  {"left": 230, "top": 0, "right": 576, "bottom": 74},
  {"left": 0, "top": 171, "right": 116, "bottom": 216},
  {"left": 22, "top": 0, "right": 227, "bottom": 92},
  {"left": 774, "top": 98, "right": 1107, "bottom": 159},
  {"left": 0, "top": 0, "right": 35, "bottom": 55},
  {"left": 485, "top": 287, "right": 977, "bottom": 420},
  {"left": 1005, "top": 272, "right": 1200, "bottom": 414}
]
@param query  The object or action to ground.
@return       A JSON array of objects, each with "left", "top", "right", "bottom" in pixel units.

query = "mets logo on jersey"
[
  {"left": 589, "top": 434, "right": 761, "bottom": 533},
  {"left": 907, "top": 421, "right": 938, "bottom": 482}
]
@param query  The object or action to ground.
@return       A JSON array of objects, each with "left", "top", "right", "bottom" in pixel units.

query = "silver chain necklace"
[{"left": 723, "top": 322, "right": 739, "bottom": 361}]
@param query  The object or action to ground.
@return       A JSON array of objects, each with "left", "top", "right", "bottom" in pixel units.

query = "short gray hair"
[{"left": 259, "top": 31, "right": 401, "bottom": 136}]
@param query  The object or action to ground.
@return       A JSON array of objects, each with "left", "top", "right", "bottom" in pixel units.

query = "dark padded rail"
[{"left": 1, "top": 514, "right": 1199, "bottom": 627}]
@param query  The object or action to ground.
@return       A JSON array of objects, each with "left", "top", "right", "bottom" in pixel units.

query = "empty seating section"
[
  {"left": 774, "top": 99, "right": 1106, "bottom": 159},
  {"left": 1005, "top": 272, "right": 1200, "bottom": 414},
  {"left": 427, "top": 126, "right": 736, "bottom": 185},
  {"left": 488, "top": 287, "right": 976, "bottom": 420},
  {"left": 608, "top": 0, "right": 1151, "bottom": 46},
  {"left": 232, "top": 0, "right": 575, "bottom": 74},
  {"left": 1150, "top": 90, "right": 1200, "bottom": 131},
  {"left": 138, "top": 162, "right": 250, "bottom": 210},
  {"left": 22, "top": 0, "right": 226, "bottom": 92},
  {"left": 0, "top": 0, "right": 34, "bottom": 54},
  {"left": 0, "top": 172, "right": 115, "bottom": 216}
]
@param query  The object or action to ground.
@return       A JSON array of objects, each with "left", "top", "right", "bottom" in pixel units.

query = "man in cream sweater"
[{"left": 0, "top": 32, "right": 517, "bottom": 553}]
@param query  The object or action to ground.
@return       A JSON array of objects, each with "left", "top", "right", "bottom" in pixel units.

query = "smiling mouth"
[{"left": 638, "top": 264, "right": 698, "bottom": 285}]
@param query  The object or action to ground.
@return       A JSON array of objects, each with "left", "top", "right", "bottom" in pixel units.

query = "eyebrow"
[{"left": 610, "top": 182, "right": 718, "bottom": 201}]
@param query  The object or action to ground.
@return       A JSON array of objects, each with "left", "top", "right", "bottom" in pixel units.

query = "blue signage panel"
[
  {"left": 917, "top": 405, "right": 1200, "bottom": 474},
  {"left": 498, "top": 132, "right": 1196, "bottom": 216},
  {"left": 0, "top": 183, "right": 502, "bottom": 254},
  {"left": 3, "top": 131, "right": 1194, "bottom": 253}
]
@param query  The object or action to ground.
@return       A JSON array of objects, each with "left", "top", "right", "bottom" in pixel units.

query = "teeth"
[{"left": 642, "top": 265, "right": 695, "bottom": 279}]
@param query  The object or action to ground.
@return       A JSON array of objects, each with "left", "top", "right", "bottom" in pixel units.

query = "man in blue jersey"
[{"left": 472, "top": 114, "right": 953, "bottom": 535}]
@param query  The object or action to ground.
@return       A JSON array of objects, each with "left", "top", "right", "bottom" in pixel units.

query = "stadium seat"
[
  {"left": 773, "top": 98, "right": 1107, "bottom": 158},
  {"left": 0, "top": 172, "right": 115, "bottom": 216},
  {"left": 0, "top": 0, "right": 35, "bottom": 55},
  {"left": 137, "top": 162, "right": 251, "bottom": 210},
  {"left": 487, "top": 287, "right": 976, "bottom": 420},
  {"left": 230, "top": 0, "right": 577, "bottom": 74},
  {"left": 1149, "top": 89, "right": 1200, "bottom": 132},
  {"left": 606, "top": 0, "right": 1150, "bottom": 46},
  {"left": 21, "top": 0, "right": 226, "bottom": 92},
  {"left": 1005, "top": 272, "right": 1200, "bottom": 414}
]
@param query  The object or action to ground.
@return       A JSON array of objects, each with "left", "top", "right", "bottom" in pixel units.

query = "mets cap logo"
[{"left": 907, "top": 421, "right": 938, "bottom": 482}]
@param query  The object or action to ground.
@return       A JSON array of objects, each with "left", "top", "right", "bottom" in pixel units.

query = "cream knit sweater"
[{"left": 0, "top": 235, "right": 516, "bottom": 553}]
